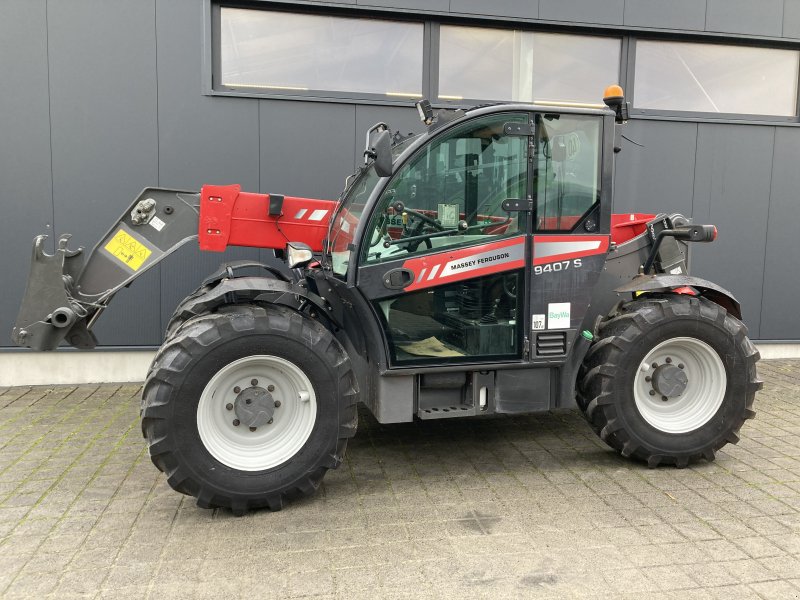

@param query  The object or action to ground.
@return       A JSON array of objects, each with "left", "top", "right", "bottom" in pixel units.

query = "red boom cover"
[{"left": 198, "top": 184, "right": 336, "bottom": 252}]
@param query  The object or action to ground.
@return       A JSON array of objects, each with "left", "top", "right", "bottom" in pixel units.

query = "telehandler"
[{"left": 13, "top": 87, "right": 761, "bottom": 513}]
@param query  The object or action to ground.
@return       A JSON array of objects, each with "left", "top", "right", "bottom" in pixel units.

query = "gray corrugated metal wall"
[{"left": 2, "top": 0, "right": 799, "bottom": 347}]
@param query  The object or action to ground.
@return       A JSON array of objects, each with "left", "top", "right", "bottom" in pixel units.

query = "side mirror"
[{"left": 364, "top": 123, "right": 393, "bottom": 178}]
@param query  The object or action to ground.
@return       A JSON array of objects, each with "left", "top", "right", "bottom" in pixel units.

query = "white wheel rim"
[
  {"left": 197, "top": 355, "right": 317, "bottom": 471},
  {"left": 633, "top": 337, "right": 726, "bottom": 434}
]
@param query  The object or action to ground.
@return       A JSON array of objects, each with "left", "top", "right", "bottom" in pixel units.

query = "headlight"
[{"left": 286, "top": 242, "right": 313, "bottom": 269}]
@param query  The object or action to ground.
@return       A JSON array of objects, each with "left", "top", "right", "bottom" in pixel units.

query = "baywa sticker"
[
  {"left": 104, "top": 229, "right": 152, "bottom": 271},
  {"left": 547, "top": 302, "right": 571, "bottom": 329}
]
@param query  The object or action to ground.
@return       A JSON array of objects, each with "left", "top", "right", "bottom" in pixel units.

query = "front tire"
[
  {"left": 141, "top": 304, "right": 358, "bottom": 513},
  {"left": 579, "top": 295, "right": 761, "bottom": 468}
]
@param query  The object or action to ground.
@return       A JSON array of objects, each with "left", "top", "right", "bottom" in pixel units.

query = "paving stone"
[{"left": 0, "top": 360, "right": 797, "bottom": 597}]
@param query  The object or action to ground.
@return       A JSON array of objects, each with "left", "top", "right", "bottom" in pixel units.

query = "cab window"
[
  {"left": 534, "top": 114, "right": 601, "bottom": 231},
  {"left": 361, "top": 113, "right": 529, "bottom": 265}
]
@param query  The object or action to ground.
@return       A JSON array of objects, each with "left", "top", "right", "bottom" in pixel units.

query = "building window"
[
  {"left": 218, "top": 8, "right": 424, "bottom": 99},
  {"left": 633, "top": 40, "right": 800, "bottom": 117},
  {"left": 437, "top": 26, "right": 621, "bottom": 104}
]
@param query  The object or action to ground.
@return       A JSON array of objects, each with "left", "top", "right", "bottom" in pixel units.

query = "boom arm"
[{"left": 12, "top": 185, "right": 335, "bottom": 350}]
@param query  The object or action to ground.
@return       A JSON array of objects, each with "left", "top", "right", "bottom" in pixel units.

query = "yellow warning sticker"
[{"left": 104, "top": 229, "right": 152, "bottom": 271}]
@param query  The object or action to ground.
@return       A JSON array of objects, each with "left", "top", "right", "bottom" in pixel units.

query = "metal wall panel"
[
  {"left": 3, "top": 0, "right": 800, "bottom": 347},
  {"left": 357, "top": 0, "right": 449, "bottom": 11},
  {"left": 449, "top": 0, "right": 538, "bottom": 20},
  {"left": 784, "top": 0, "right": 800, "bottom": 39},
  {"left": 47, "top": 0, "right": 160, "bottom": 346},
  {"left": 760, "top": 128, "right": 800, "bottom": 339},
  {"left": 260, "top": 100, "right": 356, "bottom": 200},
  {"left": 623, "top": 0, "right": 706, "bottom": 31},
  {"left": 706, "top": 0, "right": 783, "bottom": 37},
  {"left": 0, "top": 1, "right": 54, "bottom": 348},
  {"left": 613, "top": 120, "right": 698, "bottom": 217},
  {"left": 156, "top": 0, "right": 262, "bottom": 331},
  {"left": 538, "top": 0, "right": 624, "bottom": 26},
  {"left": 691, "top": 124, "right": 774, "bottom": 338}
]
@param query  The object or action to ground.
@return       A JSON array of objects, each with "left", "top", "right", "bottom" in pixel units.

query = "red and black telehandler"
[{"left": 12, "top": 87, "right": 760, "bottom": 513}]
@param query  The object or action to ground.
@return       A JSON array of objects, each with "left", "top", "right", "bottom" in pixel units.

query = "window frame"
[
  {"left": 433, "top": 24, "right": 624, "bottom": 108},
  {"left": 359, "top": 111, "right": 532, "bottom": 268},
  {"left": 210, "top": 3, "right": 432, "bottom": 105},
  {"left": 205, "top": 2, "right": 800, "bottom": 124},
  {"left": 626, "top": 37, "right": 800, "bottom": 123}
]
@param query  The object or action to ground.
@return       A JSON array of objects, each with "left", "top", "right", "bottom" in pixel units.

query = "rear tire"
[
  {"left": 141, "top": 304, "right": 358, "bottom": 513},
  {"left": 579, "top": 295, "right": 760, "bottom": 468}
]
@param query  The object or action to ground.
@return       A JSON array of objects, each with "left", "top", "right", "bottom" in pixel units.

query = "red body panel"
[
  {"left": 611, "top": 213, "right": 656, "bottom": 245},
  {"left": 198, "top": 184, "right": 335, "bottom": 252}
]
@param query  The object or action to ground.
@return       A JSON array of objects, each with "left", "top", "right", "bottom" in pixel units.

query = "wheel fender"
[
  {"left": 174, "top": 275, "right": 342, "bottom": 328},
  {"left": 614, "top": 274, "right": 741, "bottom": 320}
]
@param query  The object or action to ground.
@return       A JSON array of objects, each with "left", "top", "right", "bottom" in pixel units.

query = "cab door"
[
  {"left": 356, "top": 112, "right": 531, "bottom": 367},
  {"left": 527, "top": 112, "right": 611, "bottom": 361}
]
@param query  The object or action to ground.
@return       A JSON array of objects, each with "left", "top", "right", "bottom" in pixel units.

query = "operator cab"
[{"left": 326, "top": 96, "right": 616, "bottom": 371}]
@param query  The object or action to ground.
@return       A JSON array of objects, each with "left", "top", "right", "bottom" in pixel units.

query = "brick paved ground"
[{"left": 0, "top": 360, "right": 798, "bottom": 599}]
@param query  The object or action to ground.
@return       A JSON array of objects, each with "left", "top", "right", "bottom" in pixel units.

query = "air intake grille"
[{"left": 536, "top": 331, "right": 567, "bottom": 356}]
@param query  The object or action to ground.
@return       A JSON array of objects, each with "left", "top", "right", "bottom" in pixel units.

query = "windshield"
[{"left": 328, "top": 134, "right": 422, "bottom": 277}]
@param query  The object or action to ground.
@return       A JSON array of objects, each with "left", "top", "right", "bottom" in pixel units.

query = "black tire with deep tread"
[
  {"left": 163, "top": 282, "right": 216, "bottom": 340},
  {"left": 141, "top": 304, "right": 359, "bottom": 513},
  {"left": 578, "top": 294, "right": 761, "bottom": 468}
]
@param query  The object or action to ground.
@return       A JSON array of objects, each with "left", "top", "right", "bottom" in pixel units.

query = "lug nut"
[
  {"left": 645, "top": 376, "right": 652, "bottom": 383},
  {"left": 268, "top": 418, "right": 274, "bottom": 425},
  {"left": 665, "top": 357, "right": 672, "bottom": 364},
  {"left": 234, "top": 386, "right": 241, "bottom": 394},
  {"left": 662, "top": 396, "right": 668, "bottom": 402},
  {"left": 226, "top": 403, "right": 233, "bottom": 411},
  {"left": 274, "top": 400, "right": 281, "bottom": 408},
  {"left": 233, "top": 419, "right": 240, "bottom": 426},
  {"left": 249, "top": 426, "right": 257, "bottom": 432},
  {"left": 649, "top": 390, "right": 656, "bottom": 396},
  {"left": 251, "top": 379, "right": 258, "bottom": 386},
  {"left": 678, "top": 364, "right": 685, "bottom": 369},
  {"left": 267, "top": 385, "right": 275, "bottom": 392},
  {"left": 651, "top": 362, "right": 658, "bottom": 369}
]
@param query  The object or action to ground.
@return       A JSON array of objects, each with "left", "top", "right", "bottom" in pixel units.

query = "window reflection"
[
  {"left": 439, "top": 26, "right": 621, "bottom": 104},
  {"left": 634, "top": 41, "right": 799, "bottom": 116},
  {"left": 220, "top": 8, "right": 424, "bottom": 97}
]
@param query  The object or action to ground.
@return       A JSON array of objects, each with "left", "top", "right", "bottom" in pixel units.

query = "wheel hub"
[
  {"left": 234, "top": 386, "right": 275, "bottom": 428},
  {"left": 633, "top": 337, "right": 727, "bottom": 434},
  {"left": 651, "top": 364, "right": 688, "bottom": 398}
]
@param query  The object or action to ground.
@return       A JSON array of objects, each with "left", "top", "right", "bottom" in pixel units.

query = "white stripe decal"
[
  {"left": 427, "top": 264, "right": 441, "bottom": 280},
  {"left": 416, "top": 268, "right": 427, "bottom": 283},
  {"left": 341, "top": 219, "right": 350, "bottom": 233},
  {"left": 534, "top": 240, "right": 601, "bottom": 260},
  {"left": 309, "top": 209, "right": 328, "bottom": 221},
  {"left": 294, "top": 209, "right": 308, "bottom": 219}
]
